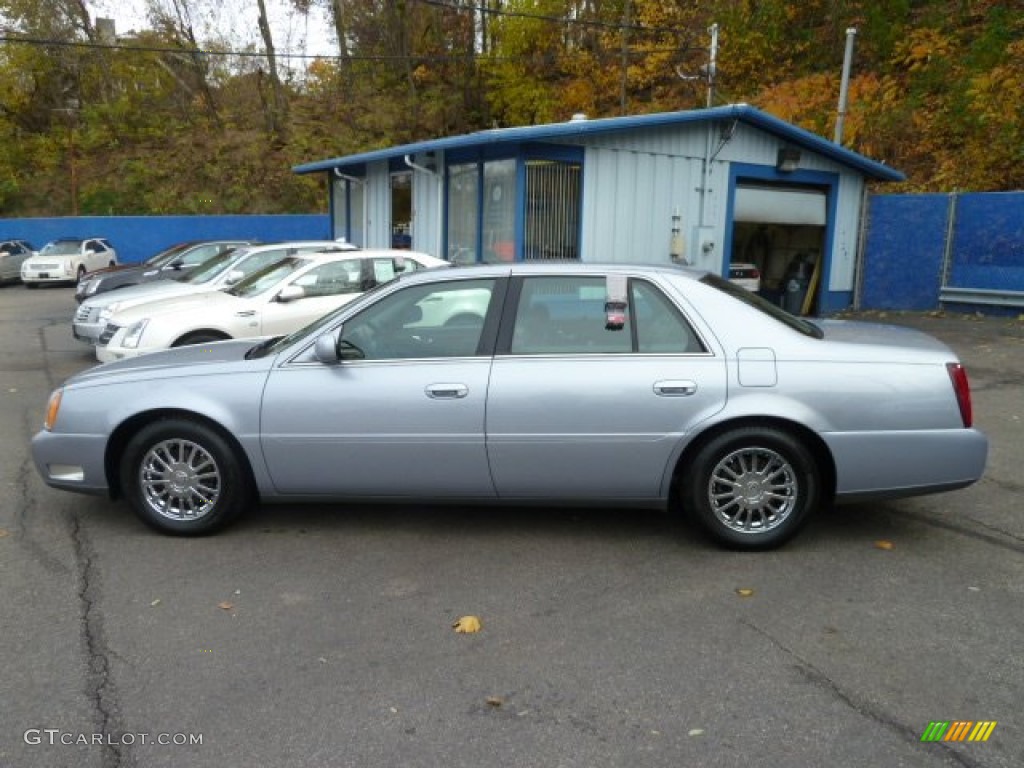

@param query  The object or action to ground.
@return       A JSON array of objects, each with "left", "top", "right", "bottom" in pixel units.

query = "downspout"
[{"left": 404, "top": 154, "right": 444, "bottom": 258}]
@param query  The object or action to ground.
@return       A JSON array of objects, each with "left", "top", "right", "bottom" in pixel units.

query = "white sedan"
[
  {"left": 22, "top": 237, "right": 117, "bottom": 286},
  {"left": 96, "top": 250, "right": 445, "bottom": 362}
]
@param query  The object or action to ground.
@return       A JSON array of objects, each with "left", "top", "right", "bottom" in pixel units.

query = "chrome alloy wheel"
[
  {"left": 707, "top": 446, "right": 798, "bottom": 534},
  {"left": 139, "top": 438, "right": 222, "bottom": 521}
]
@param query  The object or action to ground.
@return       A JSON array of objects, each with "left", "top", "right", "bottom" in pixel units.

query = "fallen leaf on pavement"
[
  {"left": 735, "top": 588, "right": 754, "bottom": 597},
  {"left": 217, "top": 601, "right": 234, "bottom": 611},
  {"left": 874, "top": 540, "right": 894, "bottom": 550},
  {"left": 452, "top": 615, "right": 482, "bottom": 633}
]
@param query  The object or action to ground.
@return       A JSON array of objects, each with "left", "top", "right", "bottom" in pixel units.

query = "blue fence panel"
[
  {"left": 860, "top": 194, "right": 948, "bottom": 310},
  {"left": 948, "top": 192, "right": 1024, "bottom": 292},
  {"left": 0, "top": 214, "right": 330, "bottom": 264}
]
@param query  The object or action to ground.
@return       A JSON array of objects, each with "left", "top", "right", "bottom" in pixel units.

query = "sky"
[{"left": 89, "top": 0, "right": 337, "bottom": 59}]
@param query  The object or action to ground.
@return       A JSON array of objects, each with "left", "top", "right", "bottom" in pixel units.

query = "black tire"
[
  {"left": 25, "top": 282, "right": 38, "bottom": 289},
  {"left": 683, "top": 426, "right": 819, "bottom": 550},
  {"left": 120, "top": 419, "right": 252, "bottom": 535},
  {"left": 172, "top": 331, "right": 230, "bottom": 347}
]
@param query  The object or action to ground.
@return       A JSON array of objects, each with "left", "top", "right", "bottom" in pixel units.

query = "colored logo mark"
[{"left": 921, "top": 721, "right": 997, "bottom": 742}]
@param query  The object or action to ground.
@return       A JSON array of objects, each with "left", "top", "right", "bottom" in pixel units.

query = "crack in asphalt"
[
  {"left": 35, "top": 319, "right": 130, "bottom": 768},
  {"left": 739, "top": 619, "right": 986, "bottom": 768},
  {"left": 69, "top": 512, "right": 129, "bottom": 768}
]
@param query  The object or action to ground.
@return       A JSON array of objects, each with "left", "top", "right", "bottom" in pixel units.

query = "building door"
[
  {"left": 731, "top": 184, "right": 827, "bottom": 313},
  {"left": 391, "top": 171, "right": 412, "bottom": 249}
]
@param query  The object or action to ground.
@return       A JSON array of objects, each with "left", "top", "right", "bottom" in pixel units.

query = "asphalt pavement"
[{"left": 1, "top": 285, "right": 1021, "bottom": 768}]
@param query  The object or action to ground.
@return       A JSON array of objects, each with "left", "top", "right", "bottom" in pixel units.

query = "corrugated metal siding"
[
  {"left": 828, "top": 173, "right": 863, "bottom": 292},
  {"left": 581, "top": 146, "right": 704, "bottom": 264},
  {"left": 569, "top": 123, "right": 710, "bottom": 158},
  {"left": 409, "top": 152, "right": 444, "bottom": 258},
  {"left": 364, "top": 161, "right": 391, "bottom": 249}
]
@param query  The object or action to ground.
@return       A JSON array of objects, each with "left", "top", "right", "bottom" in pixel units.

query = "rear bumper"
[{"left": 825, "top": 428, "right": 988, "bottom": 499}]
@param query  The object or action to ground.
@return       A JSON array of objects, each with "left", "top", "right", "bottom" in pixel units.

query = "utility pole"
[
  {"left": 835, "top": 27, "right": 857, "bottom": 144},
  {"left": 620, "top": 1, "right": 632, "bottom": 114},
  {"left": 706, "top": 23, "right": 718, "bottom": 108}
]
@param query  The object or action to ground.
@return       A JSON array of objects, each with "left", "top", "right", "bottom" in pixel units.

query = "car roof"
[
  {"left": 241, "top": 240, "right": 355, "bottom": 253},
  {"left": 394, "top": 260, "right": 710, "bottom": 282}
]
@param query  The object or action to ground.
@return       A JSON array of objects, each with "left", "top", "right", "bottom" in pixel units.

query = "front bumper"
[
  {"left": 96, "top": 344, "right": 143, "bottom": 363},
  {"left": 31, "top": 430, "right": 111, "bottom": 495},
  {"left": 23, "top": 271, "right": 76, "bottom": 284}
]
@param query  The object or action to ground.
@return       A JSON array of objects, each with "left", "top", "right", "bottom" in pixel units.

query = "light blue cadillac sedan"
[{"left": 32, "top": 263, "right": 987, "bottom": 549}]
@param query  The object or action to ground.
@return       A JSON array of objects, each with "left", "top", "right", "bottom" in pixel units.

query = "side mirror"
[
  {"left": 277, "top": 285, "right": 305, "bottom": 303},
  {"left": 224, "top": 269, "right": 245, "bottom": 285},
  {"left": 314, "top": 327, "right": 342, "bottom": 364}
]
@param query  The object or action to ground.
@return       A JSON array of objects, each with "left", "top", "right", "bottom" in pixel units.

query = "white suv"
[{"left": 22, "top": 238, "right": 117, "bottom": 286}]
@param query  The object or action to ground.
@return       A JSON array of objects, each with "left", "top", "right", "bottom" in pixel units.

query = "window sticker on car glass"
[{"left": 373, "top": 260, "right": 396, "bottom": 282}]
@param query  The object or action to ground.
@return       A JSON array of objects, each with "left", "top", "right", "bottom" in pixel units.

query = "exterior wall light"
[{"left": 776, "top": 148, "right": 801, "bottom": 173}]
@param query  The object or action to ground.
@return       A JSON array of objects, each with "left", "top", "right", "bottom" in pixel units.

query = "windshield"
[
  {"left": 40, "top": 240, "right": 81, "bottom": 256},
  {"left": 227, "top": 256, "right": 310, "bottom": 298},
  {"left": 144, "top": 242, "right": 192, "bottom": 267},
  {"left": 700, "top": 273, "right": 824, "bottom": 339},
  {"left": 179, "top": 249, "right": 245, "bottom": 284}
]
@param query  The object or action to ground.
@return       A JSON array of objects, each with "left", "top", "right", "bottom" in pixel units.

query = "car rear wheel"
[
  {"left": 120, "top": 419, "right": 252, "bottom": 535},
  {"left": 683, "top": 427, "right": 819, "bottom": 550}
]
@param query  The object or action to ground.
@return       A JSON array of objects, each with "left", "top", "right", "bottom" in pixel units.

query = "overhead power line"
[{"left": 0, "top": 34, "right": 684, "bottom": 64}]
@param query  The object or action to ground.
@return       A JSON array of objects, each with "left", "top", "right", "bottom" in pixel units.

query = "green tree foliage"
[{"left": 0, "top": 0, "right": 1021, "bottom": 217}]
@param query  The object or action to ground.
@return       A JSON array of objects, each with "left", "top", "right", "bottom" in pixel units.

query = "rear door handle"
[
  {"left": 425, "top": 383, "right": 469, "bottom": 399},
  {"left": 653, "top": 380, "right": 697, "bottom": 397}
]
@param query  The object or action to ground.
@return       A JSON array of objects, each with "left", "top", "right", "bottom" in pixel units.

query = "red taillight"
[{"left": 946, "top": 362, "right": 973, "bottom": 428}]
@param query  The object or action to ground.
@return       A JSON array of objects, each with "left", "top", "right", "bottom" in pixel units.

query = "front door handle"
[
  {"left": 653, "top": 380, "right": 697, "bottom": 397},
  {"left": 425, "top": 383, "right": 469, "bottom": 399}
]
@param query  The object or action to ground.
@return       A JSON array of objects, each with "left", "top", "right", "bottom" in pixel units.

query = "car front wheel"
[
  {"left": 120, "top": 419, "right": 252, "bottom": 535},
  {"left": 683, "top": 427, "right": 819, "bottom": 550}
]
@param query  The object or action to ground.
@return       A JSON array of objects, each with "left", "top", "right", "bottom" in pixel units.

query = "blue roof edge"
[{"left": 293, "top": 104, "right": 904, "bottom": 182}]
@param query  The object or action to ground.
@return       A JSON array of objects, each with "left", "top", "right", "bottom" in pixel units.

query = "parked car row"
[
  {"left": 75, "top": 240, "right": 251, "bottom": 301},
  {"left": 67, "top": 239, "right": 446, "bottom": 363},
  {"left": 94, "top": 247, "right": 445, "bottom": 362}
]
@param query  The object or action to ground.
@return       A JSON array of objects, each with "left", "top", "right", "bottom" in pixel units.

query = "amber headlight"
[{"left": 44, "top": 388, "right": 63, "bottom": 431}]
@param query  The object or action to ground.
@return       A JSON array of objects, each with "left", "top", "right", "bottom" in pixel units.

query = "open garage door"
[{"left": 731, "top": 184, "right": 828, "bottom": 315}]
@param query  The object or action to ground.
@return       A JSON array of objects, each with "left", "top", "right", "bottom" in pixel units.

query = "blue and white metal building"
[{"left": 293, "top": 104, "right": 903, "bottom": 314}]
